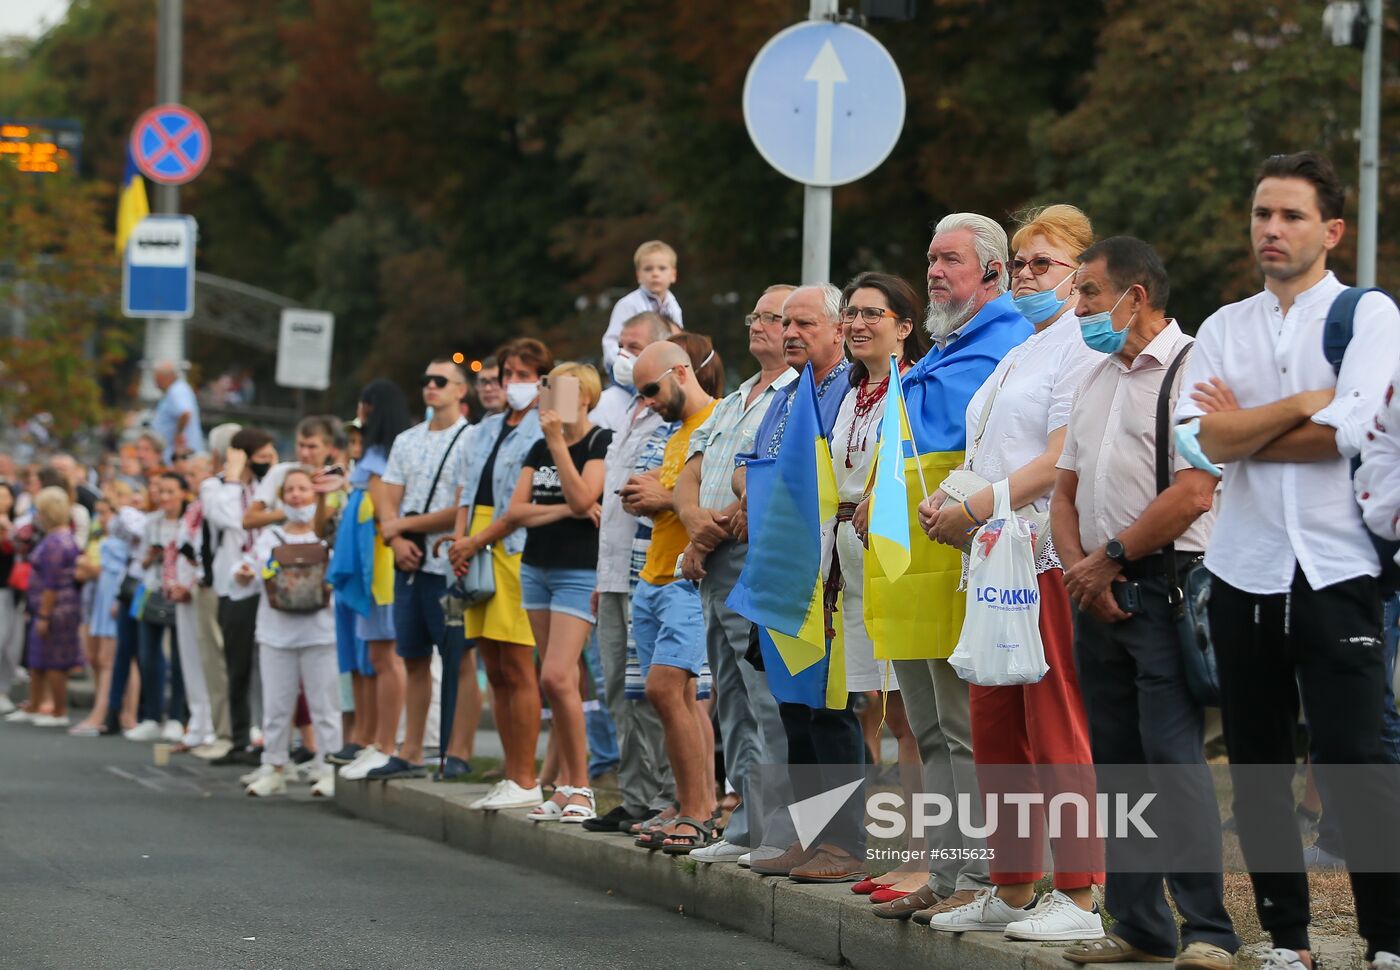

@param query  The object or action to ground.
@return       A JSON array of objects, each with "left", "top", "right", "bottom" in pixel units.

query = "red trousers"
[{"left": 969, "top": 569, "right": 1104, "bottom": 889}]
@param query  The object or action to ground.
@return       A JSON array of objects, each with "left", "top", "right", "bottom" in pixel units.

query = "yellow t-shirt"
[{"left": 639, "top": 400, "right": 717, "bottom": 586}]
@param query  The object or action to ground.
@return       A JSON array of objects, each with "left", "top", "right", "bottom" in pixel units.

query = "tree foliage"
[{"left": 0, "top": 0, "right": 1395, "bottom": 412}]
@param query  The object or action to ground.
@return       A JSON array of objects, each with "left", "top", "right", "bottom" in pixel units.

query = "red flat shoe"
[
  {"left": 869, "top": 888, "right": 911, "bottom": 904},
  {"left": 851, "top": 877, "right": 894, "bottom": 895}
]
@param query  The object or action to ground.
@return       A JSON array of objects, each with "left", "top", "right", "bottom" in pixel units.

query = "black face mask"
[{"left": 249, "top": 461, "right": 272, "bottom": 481}]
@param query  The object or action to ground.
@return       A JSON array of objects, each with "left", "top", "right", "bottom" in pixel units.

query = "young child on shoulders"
[{"left": 601, "top": 240, "right": 683, "bottom": 368}]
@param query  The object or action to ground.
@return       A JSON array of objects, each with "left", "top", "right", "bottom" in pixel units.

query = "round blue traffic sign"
[
  {"left": 130, "top": 103, "right": 211, "bottom": 186},
  {"left": 743, "top": 21, "right": 905, "bottom": 188}
]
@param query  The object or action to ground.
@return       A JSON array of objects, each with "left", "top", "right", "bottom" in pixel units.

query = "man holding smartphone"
[{"left": 1050, "top": 236, "right": 1238, "bottom": 969}]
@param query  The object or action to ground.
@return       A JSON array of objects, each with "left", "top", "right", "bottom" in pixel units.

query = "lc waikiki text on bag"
[{"left": 947, "top": 478, "right": 1049, "bottom": 686}]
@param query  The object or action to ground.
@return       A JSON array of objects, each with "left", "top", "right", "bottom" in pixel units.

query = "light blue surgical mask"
[
  {"left": 1012, "top": 271, "right": 1075, "bottom": 326},
  {"left": 1174, "top": 419, "right": 1223, "bottom": 478},
  {"left": 1077, "top": 288, "right": 1136, "bottom": 354}
]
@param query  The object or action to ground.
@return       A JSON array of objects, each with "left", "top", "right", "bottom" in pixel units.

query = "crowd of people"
[{"left": 5, "top": 156, "right": 1400, "bottom": 970}]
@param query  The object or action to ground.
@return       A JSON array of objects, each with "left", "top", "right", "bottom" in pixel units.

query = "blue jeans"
[
  {"left": 106, "top": 606, "right": 141, "bottom": 725},
  {"left": 137, "top": 619, "right": 170, "bottom": 724},
  {"left": 583, "top": 630, "right": 619, "bottom": 777}
]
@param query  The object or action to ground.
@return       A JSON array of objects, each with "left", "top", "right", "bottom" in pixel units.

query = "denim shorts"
[
  {"left": 393, "top": 570, "right": 447, "bottom": 660},
  {"left": 519, "top": 564, "right": 597, "bottom": 624},
  {"left": 632, "top": 578, "right": 705, "bottom": 678}
]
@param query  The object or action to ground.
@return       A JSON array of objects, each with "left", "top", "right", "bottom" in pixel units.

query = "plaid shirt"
[{"left": 689, "top": 368, "right": 795, "bottom": 511}]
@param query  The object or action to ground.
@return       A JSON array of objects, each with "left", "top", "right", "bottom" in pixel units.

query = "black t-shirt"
[
  {"left": 474, "top": 419, "right": 516, "bottom": 508},
  {"left": 521, "top": 427, "right": 613, "bottom": 570}
]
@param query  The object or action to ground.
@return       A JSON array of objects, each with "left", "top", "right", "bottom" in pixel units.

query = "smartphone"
[
  {"left": 1112, "top": 580, "right": 1143, "bottom": 614},
  {"left": 322, "top": 464, "right": 346, "bottom": 478},
  {"left": 538, "top": 374, "right": 580, "bottom": 417}
]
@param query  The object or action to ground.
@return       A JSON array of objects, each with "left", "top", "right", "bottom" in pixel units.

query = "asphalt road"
[{"left": 0, "top": 725, "right": 825, "bottom": 970}]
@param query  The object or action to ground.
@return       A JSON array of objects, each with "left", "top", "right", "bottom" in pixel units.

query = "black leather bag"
[
  {"left": 141, "top": 589, "right": 176, "bottom": 627},
  {"left": 1156, "top": 345, "right": 1219, "bottom": 708}
]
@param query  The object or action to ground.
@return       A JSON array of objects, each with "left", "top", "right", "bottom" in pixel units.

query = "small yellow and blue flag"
[{"left": 115, "top": 146, "right": 149, "bottom": 257}]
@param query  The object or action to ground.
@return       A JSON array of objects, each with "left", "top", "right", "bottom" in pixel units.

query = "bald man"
[
  {"left": 151, "top": 361, "right": 205, "bottom": 462},
  {"left": 622, "top": 339, "right": 719, "bottom": 852}
]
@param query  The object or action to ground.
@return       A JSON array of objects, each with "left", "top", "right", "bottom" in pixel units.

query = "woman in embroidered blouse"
[{"left": 832, "top": 272, "right": 929, "bottom": 901}]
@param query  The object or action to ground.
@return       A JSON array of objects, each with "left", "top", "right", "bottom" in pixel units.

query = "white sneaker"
[
  {"left": 1259, "top": 950, "right": 1310, "bottom": 970},
  {"left": 240, "top": 763, "right": 275, "bottom": 787},
  {"left": 474, "top": 780, "right": 543, "bottom": 811},
  {"left": 340, "top": 748, "right": 390, "bottom": 781},
  {"left": 927, "top": 888, "right": 1037, "bottom": 933},
  {"left": 246, "top": 766, "right": 287, "bottom": 797},
  {"left": 31, "top": 714, "right": 71, "bottom": 728},
  {"left": 1373, "top": 953, "right": 1400, "bottom": 970},
  {"left": 160, "top": 720, "right": 185, "bottom": 742},
  {"left": 124, "top": 719, "right": 162, "bottom": 741},
  {"left": 191, "top": 740, "right": 233, "bottom": 760},
  {"left": 737, "top": 852, "right": 752, "bottom": 868},
  {"left": 250, "top": 726, "right": 263, "bottom": 746},
  {"left": 5, "top": 708, "right": 34, "bottom": 723},
  {"left": 302, "top": 762, "right": 333, "bottom": 785},
  {"left": 691, "top": 839, "right": 748, "bottom": 864},
  {"left": 0, "top": 695, "right": 15, "bottom": 715},
  {"left": 311, "top": 773, "right": 335, "bottom": 798},
  {"left": 1003, "top": 890, "right": 1104, "bottom": 941},
  {"left": 468, "top": 780, "right": 507, "bottom": 809}
]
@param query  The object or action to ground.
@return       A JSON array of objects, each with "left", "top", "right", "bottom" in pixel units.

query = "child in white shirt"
[
  {"left": 236, "top": 467, "right": 341, "bottom": 798},
  {"left": 600, "top": 240, "right": 684, "bottom": 368}
]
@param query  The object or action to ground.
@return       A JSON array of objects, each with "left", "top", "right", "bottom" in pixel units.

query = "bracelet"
[{"left": 961, "top": 500, "right": 986, "bottom": 528}]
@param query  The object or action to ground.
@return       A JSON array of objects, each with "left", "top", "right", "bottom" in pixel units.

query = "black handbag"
[
  {"left": 119, "top": 575, "right": 141, "bottom": 603},
  {"left": 141, "top": 589, "right": 176, "bottom": 627},
  {"left": 1155, "top": 344, "right": 1220, "bottom": 708}
]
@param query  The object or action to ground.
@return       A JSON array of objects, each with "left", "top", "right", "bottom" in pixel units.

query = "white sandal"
[
  {"left": 528, "top": 790, "right": 568, "bottom": 822},
  {"left": 559, "top": 787, "right": 596, "bottom": 823}
]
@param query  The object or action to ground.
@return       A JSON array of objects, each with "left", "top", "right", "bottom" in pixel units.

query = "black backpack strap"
[{"left": 1155, "top": 343, "right": 1195, "bottom": 607}]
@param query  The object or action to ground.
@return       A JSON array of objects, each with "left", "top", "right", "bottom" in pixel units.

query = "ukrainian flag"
[
  {"left": 115, "top": 147, "right": 148, "bottom": 256},
  {"left": 868, "top": 354, "right": 914, "bottom": 581},
  {"left": 727, "top": 364, "right": 847, "bottom": 709}
]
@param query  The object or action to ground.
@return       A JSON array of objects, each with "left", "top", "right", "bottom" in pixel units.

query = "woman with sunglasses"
[
  {"left": 448, "top": 338, "right": 551, "bottom": 811},
  {"left": 922, "top": 204, "right": 1108, "bottom": 941},
  {"left": 830, "top": 272, "right": 933, "bottom": 910}
]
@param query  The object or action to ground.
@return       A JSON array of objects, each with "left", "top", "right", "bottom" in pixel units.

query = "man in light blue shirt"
[{"left": 151, "top": 361, "right": 205, "bottom": 461}]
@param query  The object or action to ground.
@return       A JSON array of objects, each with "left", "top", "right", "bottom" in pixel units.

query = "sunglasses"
[
  {"left": 839, "top": 305, "right": 899, "bottom": 324},
  {"left": 420, "top": 374, "right": 453, "bottom": 389},
  {"left": 1010, "top": 256, "right": 1076, "bottom": 277},
  {"left": 638, "top": 364, "right": 684, "bottom": 400}
]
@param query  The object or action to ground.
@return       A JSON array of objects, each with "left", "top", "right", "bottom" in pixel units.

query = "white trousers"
[
  {"left": 0, "top": 592, "right": 25, "bottom": 693},
  {"left": 258, "top": 641, "right": 342, "bottom": 768},
  {"left": 174, "top": 601, "right": 214, "bottom": 745}
]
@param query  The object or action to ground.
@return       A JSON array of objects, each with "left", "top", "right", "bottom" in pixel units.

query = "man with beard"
[
  {"left": 862, "top": 212, "right": 1033, "bottom": 920},
  {"left": 623, "top": 340, "right": 718, "bottom": 852}
]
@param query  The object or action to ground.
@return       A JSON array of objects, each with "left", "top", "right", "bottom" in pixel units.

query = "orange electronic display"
[{"left": 0, "top": 120, "right": 83, "bottom": 174}]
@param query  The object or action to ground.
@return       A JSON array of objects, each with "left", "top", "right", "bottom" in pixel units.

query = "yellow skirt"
[{"left": 463, "top": 506, "right": 535, "bottom": 646}]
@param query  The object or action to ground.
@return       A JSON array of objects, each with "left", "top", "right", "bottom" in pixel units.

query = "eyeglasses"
[
  {"left": 420, "top": 374, "right": 451, "bottom": 389},
  {"left": 1010, "top": 256, "right": 1076, "bottom": 277},
  {"left": 637, "top": 364, "right": 684, "bottom": 400},
  {"left": 477, "top": 377, "right": 500, "bottom": 389},
  {"left": 744, "top": 311, "right": 784, "bottom": 328},
  {"left": 839, "top": 305, "right": 899, "bottom": 324}
]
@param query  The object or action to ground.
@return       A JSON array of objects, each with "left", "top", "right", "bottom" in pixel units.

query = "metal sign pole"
[
  {"left": 1357, "top": 0, "right": 1382, "bottom": 288},
  {"left": 800, "top": 0, "right": 840, "bottom": 285},
  {"left": 141, "top": 0, "right": 185, "bottom": 401}
]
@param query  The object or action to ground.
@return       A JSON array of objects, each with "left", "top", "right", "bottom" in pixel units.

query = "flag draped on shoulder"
[
  {"left": 115, "top": 147, "right": 149, "bottom": 257},
  {"left": 864, "top": 294, "right": 1033, "bottom": 662},
  {"left": 868, "top": 354, "right": 914, "bottom": 581},
  {"left": 727, "top": 364, "right": 846, "bottom": 709}
]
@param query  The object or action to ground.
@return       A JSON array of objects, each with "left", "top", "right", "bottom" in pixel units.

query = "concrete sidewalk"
[{"left": 335, "top": 777, "right": 1156, "bottom": 970}]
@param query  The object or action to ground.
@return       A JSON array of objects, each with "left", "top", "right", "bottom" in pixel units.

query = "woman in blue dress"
[{"left": 71, "top": 497, "right": 130, "bottom": 736}]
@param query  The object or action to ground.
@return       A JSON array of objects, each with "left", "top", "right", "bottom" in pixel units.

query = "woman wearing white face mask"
[
  {"left": 446, "top": 338, "right": 550, "bottom": 811},
  {"left": 236, "top": 467, "right": 341, "bottom": 797}
]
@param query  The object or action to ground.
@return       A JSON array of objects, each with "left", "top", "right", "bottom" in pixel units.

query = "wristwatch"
[{"left": 1104, "top": 537, "right": 1129, "bottom": 567}]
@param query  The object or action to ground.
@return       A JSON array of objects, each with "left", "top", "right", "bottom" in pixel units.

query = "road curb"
[{"left": 335, "top": 777, "right": 1161, "bottom": 969}]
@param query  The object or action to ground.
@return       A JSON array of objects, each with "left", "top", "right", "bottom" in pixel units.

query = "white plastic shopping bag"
[{"left": 947, "top": 479, "right": 1049, "bottom": 686}]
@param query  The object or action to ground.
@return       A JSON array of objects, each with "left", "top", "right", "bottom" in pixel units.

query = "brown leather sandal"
[
  {"left": 871, "top": 884, "right": 942, "bottom": 920},
  {"left": 1064, "top": 933, "right": 1174, "bottom": 964}
]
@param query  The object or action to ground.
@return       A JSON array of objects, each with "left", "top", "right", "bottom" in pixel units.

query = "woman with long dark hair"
[{"left": 337, "top": 379, "right": 416, "bottom": 780}]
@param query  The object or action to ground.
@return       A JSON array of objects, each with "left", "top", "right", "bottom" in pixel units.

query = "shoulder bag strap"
[
  {"left": 423, "top": 422, "right": 471, "bottom": 511},
  {"left": 1156, "top": 343, "right": 1195, "bottom": 606}
]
